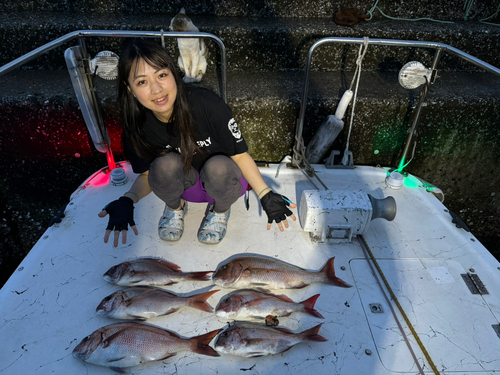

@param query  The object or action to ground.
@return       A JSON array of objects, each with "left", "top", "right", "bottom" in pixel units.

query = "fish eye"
[
  {"left": 222, "top": 332, "right": 229, "bottom": 337},
  {"left": 224, "top": 298, "right": 230, "bottom": 303}
]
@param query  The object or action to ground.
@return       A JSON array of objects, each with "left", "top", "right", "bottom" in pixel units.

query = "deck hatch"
[
  {"left": 352, "top": 259, "right": 500, "bottom": 372},
  {"left": 461, "top": 273, "right": 489, "bottom": 295}
]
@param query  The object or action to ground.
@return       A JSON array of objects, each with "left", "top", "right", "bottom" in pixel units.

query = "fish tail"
[
  {"left": 300, "top": 294, "right": 324, "bottom": 319},
  {"left": 190, "top": 329, "right": 223, "bottom": 357},
  {"left": 321, "top": 257, "right": 352, "bottom": 288},
  {"left": 300, "top": 323, "right": 328, "bottom": 342},
  {"left": 188, "top": 290, "right": 219, "bottom": 313},
  {"left": 187, "top": 271, "right": 213, "bottom": 281}
]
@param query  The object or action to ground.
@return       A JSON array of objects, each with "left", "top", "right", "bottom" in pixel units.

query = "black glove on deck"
[
  {"left": 104, "top": 196, "right": 135, "bottom": 231},
  {"left": 260, "top": 191, "right": 293, "bottom": 224}
]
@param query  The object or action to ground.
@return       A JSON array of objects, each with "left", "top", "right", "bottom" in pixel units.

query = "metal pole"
[
  {"left": 293, "top": 37, "right": 500, "bottom": 166},
  {"left": 397, "top": 49, "right": 442, "bottom": 173},
  {"left": 77, "top": 34, "right": 116, "bottom": 170}
]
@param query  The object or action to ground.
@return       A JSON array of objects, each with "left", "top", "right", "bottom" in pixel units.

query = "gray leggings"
[{"left": 148, "top": 153, "right": 243, "bottom": 213}]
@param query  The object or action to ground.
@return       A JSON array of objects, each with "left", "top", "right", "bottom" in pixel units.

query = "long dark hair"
[{"left": 118, "top": 39, "right": 201, "bottom": 173}]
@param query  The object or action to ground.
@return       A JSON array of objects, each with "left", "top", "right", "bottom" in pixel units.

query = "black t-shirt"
[{"left": 124, "top": 86, "right": 248, "bottom": 173}]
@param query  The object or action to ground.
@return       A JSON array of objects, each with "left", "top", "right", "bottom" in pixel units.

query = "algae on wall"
[{"left": 230, "top": 97, "right": 297, "bottom": 161}]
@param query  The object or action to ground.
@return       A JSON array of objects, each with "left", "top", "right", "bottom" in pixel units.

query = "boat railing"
[
  {"left": 0, "top": 30, "right": 227, "bottom": 173},
  {"left": 294, "top": 37, "right": 500, "bottom": 179},
  {"left": 0, "top": 30, "right": 227, "bottom": 101}
]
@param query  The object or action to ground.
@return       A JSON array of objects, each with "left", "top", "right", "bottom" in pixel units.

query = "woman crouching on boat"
[{"left": 99, "top": 39, "right": 296, "bottom": 247}]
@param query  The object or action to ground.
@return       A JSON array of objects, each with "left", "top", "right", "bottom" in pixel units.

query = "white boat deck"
[{"left": 1, "top": 162, "right": 499, "bottom": 374}]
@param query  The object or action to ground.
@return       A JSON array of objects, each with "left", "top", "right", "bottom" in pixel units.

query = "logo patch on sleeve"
[{"left": 228, "top": 118, "right": 242, "bottom": 139}]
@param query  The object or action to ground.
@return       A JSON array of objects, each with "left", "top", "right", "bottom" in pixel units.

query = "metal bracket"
[
  {"left": 449, "top": 210, "right": 471, "bottom": 232},
  {"left": 461, "top": 273, "right": 489, "bottom": 295},
  {"left": 327, "top": 225, "right": 353, "bottom": 241},
  {"left": 325, "top": 150, "right": 354, "bottom": 169}
]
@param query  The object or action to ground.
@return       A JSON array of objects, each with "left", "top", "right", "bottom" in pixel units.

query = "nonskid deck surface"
[{"left": 1, "top": 162, "right": 499, "bottom": 374}]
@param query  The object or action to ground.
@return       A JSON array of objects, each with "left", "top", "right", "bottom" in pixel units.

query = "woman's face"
[{"left": 127, "top": 58, "right": 177, "bottom": 122}]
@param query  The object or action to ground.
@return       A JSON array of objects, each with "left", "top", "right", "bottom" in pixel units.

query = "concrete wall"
[{"left": 1, "top": 0, "right": 499, "bottom": 285}]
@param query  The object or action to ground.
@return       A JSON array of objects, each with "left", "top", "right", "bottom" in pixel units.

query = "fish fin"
[
  {"left": 187, "top": 271, "right": 213, "bottom": 281},
  {"left": 109, "top": 366, "right": 130, "bottom": 373},
  {"left": 154, "top": 289, "right": 177, "bottom": 297},
  {"left": 274, "top": 294, "right": 295, "bottom": 303},
  {"left": 297, "top": 283, "right": 309, "bottom": 289},
  {"left": 155, "top": 259, "right": 182, "bottom": 271},
  {"left": 159, "top": 308, "right": 178, "bottom": 316},
  {"left": 300, "top": 294, "right": 324, "bottom": 319},
  {"left": 106, "top": 356, "right": 127, "bottom": 363},
  {"left": 274, "top": 326, "right": 294, "bottom": 334},
  {"left": 249, "top": 315, "right": 263, "bottom": 320},
  {"left": 249, "top": 282, "right": 268, "bottom": 287},
  {"left": 244, "top": 338, "right": 279, "bottom": 354},
  {"left": 190, "top": 329, "right": 223, "bottom": 357},
  {"left": 128, "top": 315, "right": 148, "bottom": 321},
  {"left": 252, "top": 287, "right": 271, "bottom": 293},
  {"left": 247, "top": 352, "right": 266, "bottom": 357},
  {"left": 299, "top": 323, "right": 328, "bottom": 342},
  {"left": 276, "top": 345, "right": 296, "bottom": 354},
  {"left": 159, "top": 353, "right": 176, "bottom": 361},
  {"left": 321, "top": 257, "right": 352, "bottom": 288},
  {"left": 102, "top": 328, "right": 130, "bottom": 348},
  {"left": 189, "top": 290, "right": 219, "bottom": 313}
]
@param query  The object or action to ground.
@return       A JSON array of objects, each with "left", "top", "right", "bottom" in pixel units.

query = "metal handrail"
[
  {"left": 295, "top": 37, "right": 500, "bottom": 156},
  {"left": 0, "top": 30, "right": 228, "bottom": 102}
]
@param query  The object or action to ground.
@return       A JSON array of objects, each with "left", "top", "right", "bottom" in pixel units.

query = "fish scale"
[
  {"left": 214, "top": 322, "right": 328, "bottom": 357},
  {"left": 96, "top": 287, "right": 218, "bottom": 320},
  {"left": 73, "top": 322, "right": 221, "bottom": 371},
  {"left": 215, "top": 289, "right": 323, "bottom": 322},
  {"left": 213, "top": 255, "right": 351, "bottom": 289},
  {"left": 103, "top": 258, "right": 212, "bottom": 286}
]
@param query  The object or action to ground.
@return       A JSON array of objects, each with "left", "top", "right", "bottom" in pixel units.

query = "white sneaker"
[
  {"left": 158, "top": 201, "right": 187, "bottom": 241},
  {"left": 197, "top": 204, "right": 230, "bottom": 244}
]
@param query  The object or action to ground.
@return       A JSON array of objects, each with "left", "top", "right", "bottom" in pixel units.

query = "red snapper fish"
[
  {"left": 103, "top": 258, "right": 212, "bottom": 286},
  {"left": 96, "top": 287, "right": 219, "bottom": 320},
  {"left": 73, "top": 322, "right": 221, "bottom": 372},
  {"left": 215, "top": 289, "right": 324, "bottom": 324},
  {"left": 212, "top": 255, "right": 351, "bottom": 290},
  {"left": 214, "top": 322, "right": 327, "bottom": 357}
]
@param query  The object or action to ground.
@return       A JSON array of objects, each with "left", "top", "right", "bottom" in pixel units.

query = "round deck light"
[
  {"left": 398, "top": 61, "right": 432, "bottom": 89},
  {"left": 110, "top": 168, "right": 128, "bottom": 186},
  {"left": 386, "top": 171, "right": 403, "bottom": 189}
]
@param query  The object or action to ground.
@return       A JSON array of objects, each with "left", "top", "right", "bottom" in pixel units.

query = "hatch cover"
[{"left": 351, "top": 259, "right": 500, "bottom": 373}]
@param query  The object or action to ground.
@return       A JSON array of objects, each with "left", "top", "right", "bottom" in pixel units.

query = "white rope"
[
  {"left": 342, "top": 37, "right": 369, "bottom": 165},
  {"left": 161, "top": 29, "right": 166, "bottom": 49}
]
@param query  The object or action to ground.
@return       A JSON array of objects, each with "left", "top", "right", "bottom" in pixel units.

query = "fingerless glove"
[
  {"left": 260, "top": 191, "right": 293, "bottom": 224},
  {"left": 104, "top": 196, "right": 136, "bottom": 231}
]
